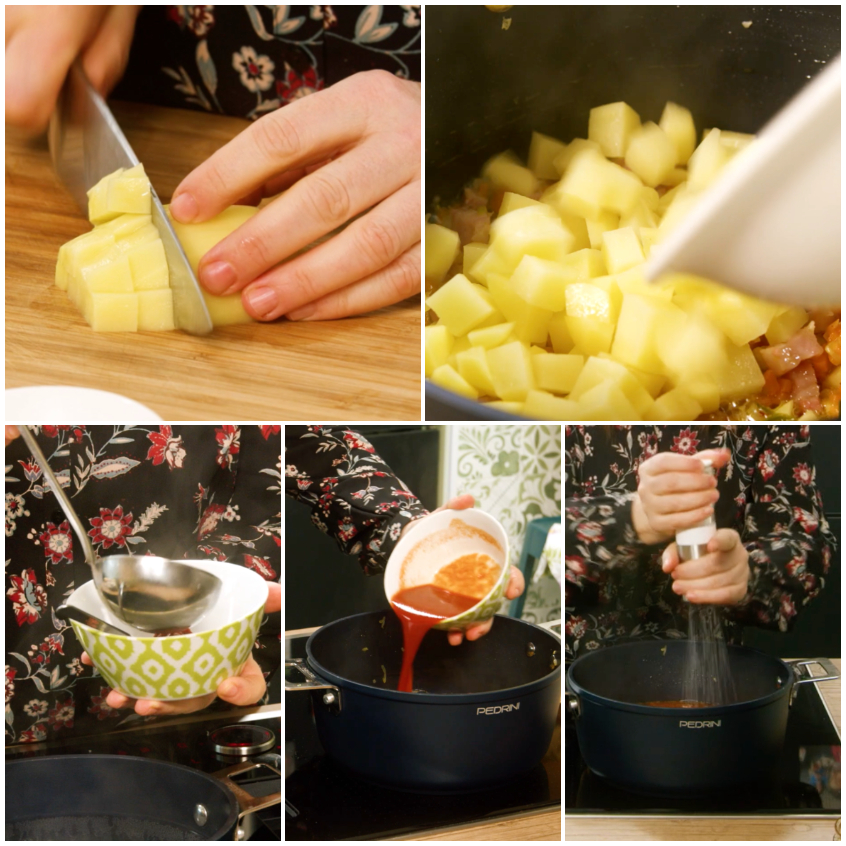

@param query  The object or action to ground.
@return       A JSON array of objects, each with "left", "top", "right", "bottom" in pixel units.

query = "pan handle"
[
  {"left": 785, "top": 657, "right": 840, "bottom": 707},
  {"left": 285, "top": 658, "right": 342, "bottom": 712},
  {"left": 211, "top": 760, "right": 281, "bottom": 841}
]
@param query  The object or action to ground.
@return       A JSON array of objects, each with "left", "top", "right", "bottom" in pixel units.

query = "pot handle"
[
  {"left": 285, "top": 657, "right": 342, "bottom": 712},
  {"left": 785, "top": 657, "right": 840, "bottom": 707},
  {"left": 211, "top": 760, "right": 281, "bottom": 842}
]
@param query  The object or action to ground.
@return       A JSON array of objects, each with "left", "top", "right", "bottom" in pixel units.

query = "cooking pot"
[
  {"left": 565, "top": 640, "right": 839, "bottom": 796},
  {"left": 5, "top": 755, "right": 280, "bottom": 840},
  {"left": 286, "top": 611, "right": 561, "bottom": 792},
  {"left": 424, "top": 5, "right": 841, "bottom": 421}
]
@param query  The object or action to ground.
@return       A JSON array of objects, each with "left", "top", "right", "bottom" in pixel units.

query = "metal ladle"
[{"left": 20, "top": 426, "right": 221, "bottom": 633}]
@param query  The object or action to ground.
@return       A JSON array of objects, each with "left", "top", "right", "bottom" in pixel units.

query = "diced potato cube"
[
  {"left": 465, "top": 244, "right": 512, "bottom": 285},
  {"left": 528, "top": 131, "right": 568, "bottom": 180},
  {"left": 552, "top": 138, "right": 602, "bottom": 176},
  {"left": 687, "top": 128, "right": 734, "bottom": 191},
  {"left": 87, "top": 164, "right": 152, "bottom": 224},
  {"left": 431, "top": 364, "right": 479, "bottom": 400},
  {"left": 99, "top": 212, "right": 153, "bottom": 240},
  {"left": 487, "top": 341, "right": 535, "bottom": 401},
  {"left": 557, "top": 212, "right": 591, "bottom": 251},
  {"left": 487, "top": 274, "right": 553, "bottom": 345},
  {"left": 566, "top": 281, "right": 618, "bottom": 322},
  {"left": 614, "top": 267, "right": 673, "bottom": 301},
  {"left": 80, "top": 250, "right": 134, "bottom": 294},
  {"left": 766, "top": 307, "right": 809, "bottom": 345},
  {"left": 714, "top": 342, "right": 766, "bottom": 401},
  {"left": 650, "top": 388, "right": 703, "bottom": 421},
  {"left": 499, "top": 192, "right": 556, "bottom": 217},
  {"left": 588, "top": 101, "right": 641, "bottom": 158},
  {"left": 701, "top": 289, "right": 781, "bottom": 347},
  {"left": 489, "top": 206, "right": 575, "bottom": 265},
  {"left": 656, "top": 314, "right": 728, "bottom": 382},
  {"left": 510, "top": 255, "right": 573, "bottom": 311},
  {"left": 482, "top": 151, "right": 540, "bottom": 197},
  {"left": 657, "top": 186, "right": 700, "bottom": 237},
  {"left": 426, "top": 274, "right": 497, "bottom": 336},
  {"left": 823, "top": 366, "right": 840, "bottom": 391},
  {"left": 548, "top": 312, "right": 574, "bottom": 354},
  {"left": 83, "top": 291, "right": 139, "bottom": 332},
  {"left": 425, "top": 223, "right": 460, "bottom": 285},
  {"left": 624, "top": 122, "right": 676, "bottom": 187},
  {"left": 578, "top": 381, "right": 641, "bottom": 421},
  {"left": 548, "top": 150, "right": 642, "bottom": 220},
  {"left": 565, "top": 316, "right": 615, "bottom": 356},
  {"left": 523, "top": 389, "right": 584, "bottom": 420},
  {"left": 532, "top": 353, "right": 584, "bottom": 394},
  {"left": 598, "top": 352, "right": 666, "bottom": 397},
  {"left": 138, "top": 289, "right": 175, "bottom": 332},
  {"left": 601, "top": 227, "right": 645, "bottom": 274},
  {"left": 457, "top": 346, "right": 497, "bottom": 396},
  {"left": 425, "top": 325, "right": 454, "bottom": 376},
  {"left": 659, "top": 102, "right": 697, "bottom": 165},
  {"left": 586, "top": 211, "right": 620, "bottom": 249},
  {"left": 620, "top": 199, "right": 659, "bottom": 234},
  {"left": 463, "top": 242, "right": 487, "bottom": 278},
  {"left": 706, "top": 128, "right": 755, "bottom": 151},
  {"left": 468, "top": 322, "right": 514, "bottom": 349},
  {"left": 641, "top": 186, "right": 660, "bottom": 210},
  {"left": 681, "top": 377, "right": 721, "bottom": 413},
  {"left": 612, "top": 294, "right": 685, "bottom": 374},
  {"left": 569, "top": 356, "right": 654, "bottom": 417},
  {"left": 638, "top": 227, "right": 659, "bottom": 256},
  {"left": 662, "top": 167, "right": 688, "bottom": 187},
  {"left": 127, "top": 239, "right": 169, "bottom": 291}
]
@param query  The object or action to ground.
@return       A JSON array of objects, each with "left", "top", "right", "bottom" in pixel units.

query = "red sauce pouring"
[{"left": 391, "top": 584, "right": 479, "bottom": 692}]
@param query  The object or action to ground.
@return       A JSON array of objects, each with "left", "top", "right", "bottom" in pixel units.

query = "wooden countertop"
[
  {"left": 285, "top": 625, "right": 561, "bottom": 841},
  {"left": 565, "top": 658, "right": 841, "bottom": 842},
  {"left": 5, "top": 101, "right": 421, "bottom": 420}
]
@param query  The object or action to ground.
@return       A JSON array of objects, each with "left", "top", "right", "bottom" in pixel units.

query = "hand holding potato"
[
  {"left": 169, "top": 70, "right": 421, "bottom": 322},
  {"left": 632, "top": 448, "right": 730, "bottom": 545}
]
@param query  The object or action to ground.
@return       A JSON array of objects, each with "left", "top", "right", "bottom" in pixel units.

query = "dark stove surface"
[
  {"left": 6, "top": 710, "right": 281, "bottom": 840},
  {"left": 565, "top": 681, "right": 840, "bottom": 816},
  {"left": 285, "top": 631, "right": 561, "bottom": 841}
]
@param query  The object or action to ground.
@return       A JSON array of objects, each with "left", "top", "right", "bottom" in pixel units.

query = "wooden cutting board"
[{"left": 5, "top": 101, "right": 421, "bottom": 421}]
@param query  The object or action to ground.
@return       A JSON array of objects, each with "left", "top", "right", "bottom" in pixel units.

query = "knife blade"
[{"left": 48, "top": 61, "right": 213, "bottom": 335}]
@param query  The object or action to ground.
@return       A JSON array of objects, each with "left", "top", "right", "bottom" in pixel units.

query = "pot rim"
[
  {"left": 304, "top": 611, "right": 562, "bottom": 704},
  {"left": 566, "top": 640, "right": 793, "bottom": 714}
]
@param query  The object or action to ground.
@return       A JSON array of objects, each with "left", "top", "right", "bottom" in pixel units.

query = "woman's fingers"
[
  {"left": 170, "top": 78, "right": 368, "bottom": 224},
  {"left": 5, "top": 425, "right": 20, "bottom": 446},
  {"left": 646, "top": 487, "right": 719, "bottom": 515},
  {"left": 80, "top": 4, "right": 140, "bottom": 97},
  {"left": 273, "top": 242, "right": 420, "bottom": 322},
  {"left": 265, "top": 582, "right": 281, "bottom": 614},
  {"left": 198, "top": 137, "right": 416, "bottom": 298},
  {"left": 216, "top": 654, "right": 267, "bottom": 705},
  {"left": 449, "top": 617, "right": 494, "bottom": 645},
  {"left": 505, "top": 566, "right": 525, "bottom": 600},
  {"left": 239, "top": 180, "right": 420, "bottom": 319}
]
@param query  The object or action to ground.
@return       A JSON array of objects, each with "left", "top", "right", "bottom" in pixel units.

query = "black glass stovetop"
[
  {"left": 285, "top": 630, "right": 561, "bottom": 841},
  {"left": 6, "top": 711, "right": 281, "bottom": 840},
  {"left": 565, "top": 681, "right": 840, "bottom": 816}
]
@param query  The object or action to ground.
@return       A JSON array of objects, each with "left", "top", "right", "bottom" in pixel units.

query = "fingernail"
[
  {"left": 200, "top": 261, "right": 237, "bottom": 295},
  {"left": 220, "top": 681, "right": 238, "bottom": 698},
  {"left": 244, "top": 286, "right": 278, "bottom": 318},
  {"left": 170, "top": 191, "right": 198, "bottom": 223},
  {"left": 146, "top": 703, "right": 161, "bottom": 714},
  {"left": 286, "top": 303, "right": 316, "bottom": 321}
]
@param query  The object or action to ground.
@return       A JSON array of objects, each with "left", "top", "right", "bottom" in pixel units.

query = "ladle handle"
[{"left": 19, "top": 426, "right": 97, "bottom": 570}]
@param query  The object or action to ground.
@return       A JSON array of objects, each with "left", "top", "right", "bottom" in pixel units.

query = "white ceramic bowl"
[
  {"left": 67, "top": 560, "right": 268, "bottom": 700},
  {"left": 384, "top": 508, "right": 510, "bottom": 630},
  {"left": 5, "top": 386, "right": 161, "bottom": 421}
]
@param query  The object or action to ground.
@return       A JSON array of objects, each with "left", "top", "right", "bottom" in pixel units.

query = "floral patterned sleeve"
[
  {"left": 285, "top": 426, "right": 428, "bottom": 574},
  {"left": 564, "top": 426, "right": 656, "bottom": 599},
  {"left": 724, "top": 426, "right": 836, "bottom": 632}
]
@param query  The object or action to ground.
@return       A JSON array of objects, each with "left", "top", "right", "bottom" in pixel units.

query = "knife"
[{"left": 48, "top": 61, "right": 213, "bottom": 335}]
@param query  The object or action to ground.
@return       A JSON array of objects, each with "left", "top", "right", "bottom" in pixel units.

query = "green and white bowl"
[
  {"left": 66, "top": 560, "right": 268, "bottom": 701},
  {"left": 385, "top": 508, "right": 510, "bottom": 630}
]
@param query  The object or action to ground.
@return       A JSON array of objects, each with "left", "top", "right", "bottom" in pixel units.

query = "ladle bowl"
[{"left": 20, "top": 425, "right": 221, "bottom": 633}]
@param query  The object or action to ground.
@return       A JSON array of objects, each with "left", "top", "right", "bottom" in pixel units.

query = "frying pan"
[{"left": 5, "top": 756, "right": 280, "bottom": 841}]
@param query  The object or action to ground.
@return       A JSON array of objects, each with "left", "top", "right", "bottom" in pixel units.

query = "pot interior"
[
  {"left": 309, "top": 611, "right": 560, "bottom": 695},
  {"left": 568, "top": 640, "right": 791, "bottom": 707}
]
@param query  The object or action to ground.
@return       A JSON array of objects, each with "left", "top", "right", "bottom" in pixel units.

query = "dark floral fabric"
[
  {"left": 285, "top": 426, "right": 427, "bottom": 574},
  {"left": 113, "top": 5, "right": 421, "bottom": 120},
  {"left": 5, "top": 425, "right": 281, "bottom": 745},
  {"left": 564, "top": 425, "right": 835, "bottom": 661}
]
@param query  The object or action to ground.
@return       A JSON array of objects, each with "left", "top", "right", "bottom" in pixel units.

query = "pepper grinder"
[{"left": 675, "top": 459, "right": 716, "bottom": 600}]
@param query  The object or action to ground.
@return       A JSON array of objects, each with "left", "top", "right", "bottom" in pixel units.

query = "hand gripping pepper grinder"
[{"left": 675, "top": 458, "right": 716, "bottom": 599}]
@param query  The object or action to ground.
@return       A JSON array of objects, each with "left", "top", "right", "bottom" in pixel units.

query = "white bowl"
[
  {"left": 384, "top": 508, "right": 510, "bottom": 630},
  {"left": 67, "top": 560, "right": 268, "bottom": 700},
  {"left": 5, "top": 386, "right": 161, "bottom": 422}
]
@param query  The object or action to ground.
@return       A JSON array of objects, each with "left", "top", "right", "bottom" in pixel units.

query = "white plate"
[{"left": 5, "top": 386, "right": 162, "bottom": 422}]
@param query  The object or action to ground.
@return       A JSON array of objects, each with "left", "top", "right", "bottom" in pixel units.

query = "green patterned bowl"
[
  {"left": 385, "top": 508, "right": 510, "bottom": 630},
  {"left": 66, "top": 560, "right": 268, "bottom": 701}
]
